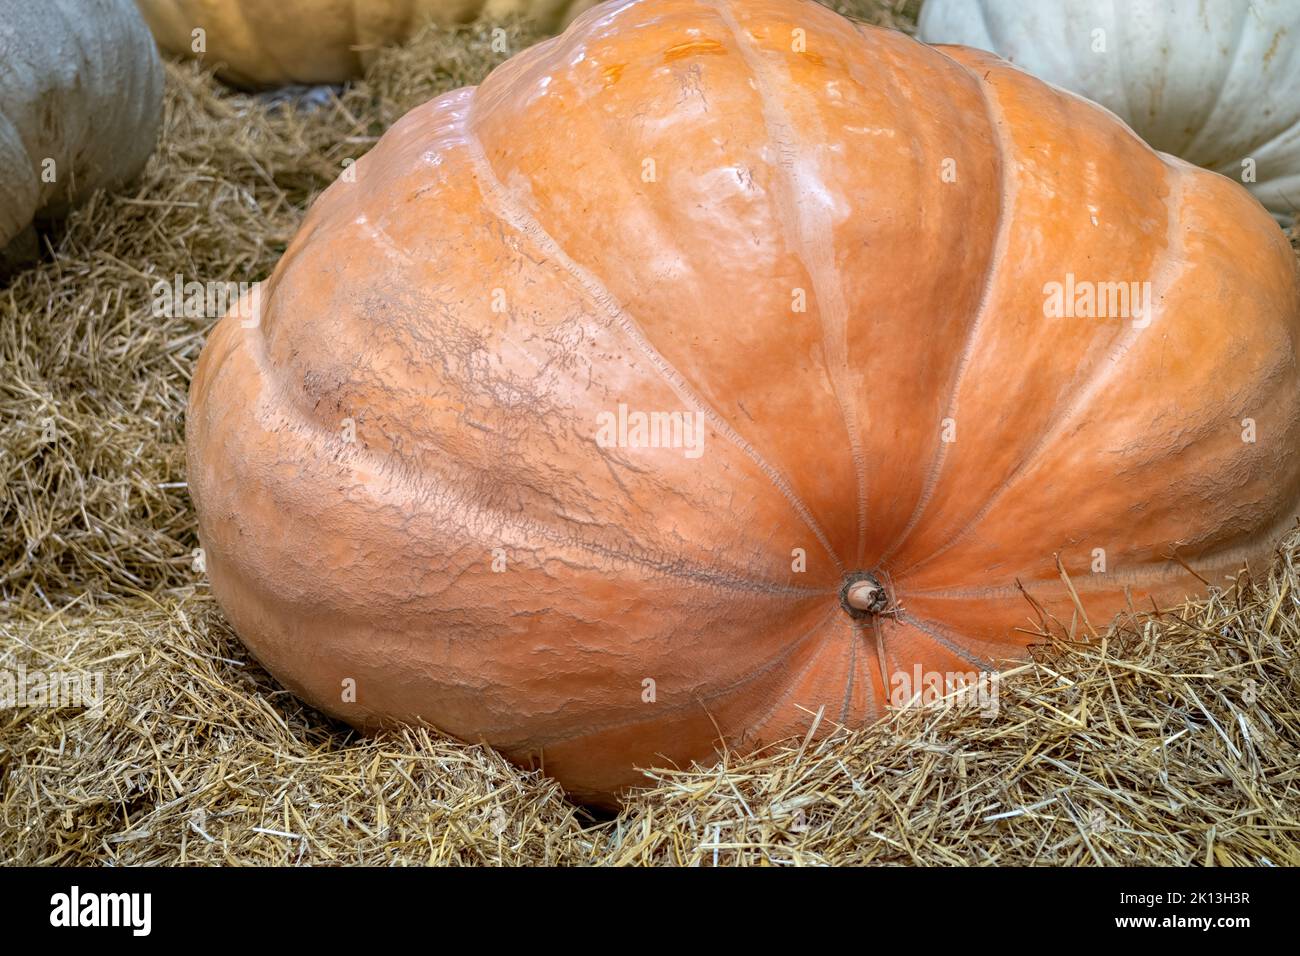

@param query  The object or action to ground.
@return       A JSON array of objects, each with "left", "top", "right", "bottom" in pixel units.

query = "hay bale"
[
  {"left": 0, "top": 596, "right": 595, "bottom": 865},
  {"left": 4, "top": 535, "right": 1298, "bottom": 865}
]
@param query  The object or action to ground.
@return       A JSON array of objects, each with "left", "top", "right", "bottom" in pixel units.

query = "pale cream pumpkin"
[{"left": 0, "top": 0, "right": 163, "bottom": 255}]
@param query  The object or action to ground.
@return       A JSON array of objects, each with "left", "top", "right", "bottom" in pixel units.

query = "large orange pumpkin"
[{"left": 187, "top": 0, "right": 1300, "bottom": 804}]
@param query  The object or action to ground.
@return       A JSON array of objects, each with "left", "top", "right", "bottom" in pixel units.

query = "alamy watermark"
[
  {"left": 50, "top": 886, "right": 150, "bottom": 936},
  {"left": 889, "top": 664, "right": 1000, "bottom": 718},
  {"left": 0, "top": 664, "right": 104, "bottom": 717},
  {"left": 595, "top": 403, "right": 706, "bottom": 459},
  {"left": 151, "top": 273, "right": 260, "bottom": 325},
  {"left": 1043, "top": 272, "right": 1152, "bottom": 327}
]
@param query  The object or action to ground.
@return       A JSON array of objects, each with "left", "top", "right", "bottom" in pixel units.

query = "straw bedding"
[{"left": 2, "top": 1, "right": 1298, "bottom": 866}]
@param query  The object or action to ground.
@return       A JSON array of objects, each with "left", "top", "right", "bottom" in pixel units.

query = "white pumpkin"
[
  {"left": 0, "top": 0, "right": 163, "bottom": 254},
  {"left": 917, "top": 0, "right": 1300, "bottom": 224}
]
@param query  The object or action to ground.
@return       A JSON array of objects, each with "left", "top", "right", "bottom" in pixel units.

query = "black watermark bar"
[{"left": 0, "top": 866, "right": 1281, "bottom": 942}]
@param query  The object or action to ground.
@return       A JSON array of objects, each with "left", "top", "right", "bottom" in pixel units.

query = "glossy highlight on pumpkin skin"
[{"left": 187, "top": 0, "right": 1300, "bottom": 805}]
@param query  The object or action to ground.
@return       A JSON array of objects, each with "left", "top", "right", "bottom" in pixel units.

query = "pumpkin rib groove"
[
  {"left": 240, "top": 309, "right": 825, "bottom": 599},
  {"left": 502, "top": 603, "right": 840, "bottom": 752},
  {"left": 872, "top": 615, "right": 895, "bottom": 703},
  {"left": 1254, "top": 114, "right": 1300, "bottom": 161},
  {"left": 1235, "top": 113, "right": 1300, "bottom": 182},
  {"left": 1, "top": 0, "right": 163, "bottom": 251},
  {"left": 897, "top": 613, "right": 995, "bottom": 670},
  {"left": 896, "top": 160, "right": 1192, "bottom": 581},
  {"left": 461, "top": 93, "right": 847, "bottom": 575},
  {"left": 866, "top": 625, "right": 882, "bottom": 713},
  {"left": 227, "top": 4, "right": 276, "bottom": 85},
  {"left": 973, "top": 0, "right": 993, "bottom": 49},
  {"left": 897, "top": 480, "right": 1300, "bottom": 603},
  {"left": 1111, "top": 3, "right": 1137, "bottom": 152},
  {"left": 1179, "top": 2, "right": 1252, "bottom": 161},
  {"left": 347, "top": 1, "right": 367, "bottom": 79},
  {"left": 839, "top": 623, "right": 857, "bottom": 726},
  {"left": 733, "top": 613, "right": 845, "bottom": 748},
  {"left": 899, "top": 559, "right": 1198, "bottom": 601},
  {"left": 708, "top": 0, "right": 870, "bottom": 565},
  {"left": 851, "top": 620, "right": 881, "bottom": 715},
  {"left": 875, "top": 50, "right": 1012, "bottom": 568},
  {"left": 839, "top": 620, "right": 880, "bottom": 727},
  {"left": 224, "top": 2, "right": 289, "bottom": 89},
  {"left": 918, "top": 0, "right": 1300, "bottom": 224},
  {"left": 1269, "top": 172, "right": 1300, "bottom": 218}
]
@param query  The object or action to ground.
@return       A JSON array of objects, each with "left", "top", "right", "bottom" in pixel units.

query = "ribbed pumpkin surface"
[
  {"left": 917, "top": 0, "right": 1300, "bottom": 225},
  {"left": 187, "top": 0, "right": 1300, "bottom": 803}
]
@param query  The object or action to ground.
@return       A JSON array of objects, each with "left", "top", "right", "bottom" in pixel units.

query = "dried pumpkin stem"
[
  {"left": 840, "top": 572, "right": 888, "bottom": 618},
  {"left": 845, "top": 581, "right": 883, "bottom": 611}
]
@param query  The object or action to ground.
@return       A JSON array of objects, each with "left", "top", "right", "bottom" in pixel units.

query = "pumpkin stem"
[{"left": 840, "top": 572, "right": 888, "bottom": 619}]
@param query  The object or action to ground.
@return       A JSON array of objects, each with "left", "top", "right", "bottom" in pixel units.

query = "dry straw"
[
  {"left": 2, "top": 1, "right": 1296, "bottom": 866},
  {"left": 4, "top": 541, "right": 1298, "bottom": 865}
]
